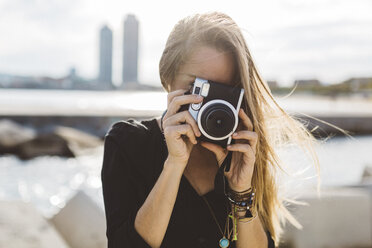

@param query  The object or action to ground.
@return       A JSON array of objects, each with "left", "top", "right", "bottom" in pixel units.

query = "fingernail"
[{"left": 233, "top": 132, "right": 237, "bottom": 136}]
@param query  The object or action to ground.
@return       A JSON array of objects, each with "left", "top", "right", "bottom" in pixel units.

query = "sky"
[{"left": 0, "top": 0, "right": 371, "bottom": 87}]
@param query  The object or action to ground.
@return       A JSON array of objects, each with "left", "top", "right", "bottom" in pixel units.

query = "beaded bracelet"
[
  {"left": 230, "top": 187, "right": 253, "bottom": 194},
  {"left": 227, "top": 187, "right": 253, "bottom": 197},
  {"left": 227, "top": 187, "right": 254, "bottom": 199},
  {"left": 227, "top": 195, "right": 252, "bottom": 204},
  {"left": 226, "top": 193, "right": 254, "bottom": 208},
  {"left": 222, "top": 175, "right": 258, "bottom": 223},
  {"left": 226, "top": 188, "right": 255, "bottom": 207},
  {"left": 228, "top": 187, "right": 257, "bottom": 223}
]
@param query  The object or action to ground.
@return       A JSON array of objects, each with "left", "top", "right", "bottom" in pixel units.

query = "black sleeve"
[{"left": 101, "top": 124, "right": 152, "bottom": 248}]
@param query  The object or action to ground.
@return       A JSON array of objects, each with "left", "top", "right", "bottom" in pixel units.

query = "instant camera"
[{"left": 179, "top": 77, "right": 245, "bottom": 148}]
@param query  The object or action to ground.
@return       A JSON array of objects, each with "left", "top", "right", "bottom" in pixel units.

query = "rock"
[
  {"left": 15, "top": 133, "right": 75, "bottom": 160},
  {"left": 0, "top": 118, "right": 103, "bottom": 160},
  {"left": 0, "top": 119, "right": 36, "bottom": 147},
  {"left": 53, "top": 125, "right": 103, "bottom": 156},
  {"left": 281, "top": 187, "right": 372, "bottom": 248},
  {"left": 50, "top": 190, "right": 107, "bottom": 248},
  {"left": 361, "top": 164, "right": 372, "bottom": 183},
  {"left": 0, "top": 200, "right": 69, "bottom": 248}
]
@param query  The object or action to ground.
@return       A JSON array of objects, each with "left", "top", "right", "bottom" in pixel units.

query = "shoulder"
[
  {"left": 104, "top": 118, "right": 161, "bottom": 155},
  {"left": 105, "top": 118, "right": 152, "bottom": 140},
  {"left": 102, "top": 118, "right": 164, "bottom": 184}
]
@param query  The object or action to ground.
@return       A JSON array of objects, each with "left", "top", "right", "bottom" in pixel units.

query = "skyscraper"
[
  {"left": 98, "top": 25, "right": 113, "bottom": 86},
  {"left": 122, "top": 14, "right": 139, "bottom": 86}
]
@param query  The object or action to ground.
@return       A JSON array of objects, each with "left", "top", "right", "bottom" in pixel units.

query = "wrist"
[
  {"left": 233, "top": 206, "right": 246, "bottom": 217},
  {"left": 231, "top": 203, "right": 258, "bottom": 223},
  {"left": 228, "top": 183, "right": 251, "bottom": 193},
  {"left": 226, "top": 186, "right": 256, "bottom": 210},
  {"left": 164, "top": 156, "right": 187, "bottom": 172}
]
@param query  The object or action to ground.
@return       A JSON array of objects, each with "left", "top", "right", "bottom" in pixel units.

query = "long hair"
[{"left": 159, "top": 11, "right": 320, "bottom": 246}]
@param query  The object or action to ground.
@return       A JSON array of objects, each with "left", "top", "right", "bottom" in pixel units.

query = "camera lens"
[{"left": 200, "top": 103, "right": 236, "bottom": 138}]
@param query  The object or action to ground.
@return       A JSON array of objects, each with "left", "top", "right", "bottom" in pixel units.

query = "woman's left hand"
[{"left": 200, "top": 108, "right": 257, "bottom": 192}]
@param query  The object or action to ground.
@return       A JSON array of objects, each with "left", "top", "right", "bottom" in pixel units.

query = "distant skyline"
[
  {"left": 122, "top": 14, "right": 139, "bottom": 85},
  {"left": 98, "top": 25, "right": 113, "bottom": 85},
  {"left": 0, "top": 0, "right": 371, "bottom": 86}
]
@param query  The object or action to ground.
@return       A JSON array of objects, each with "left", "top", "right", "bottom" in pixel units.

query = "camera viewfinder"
[{"left": 194, "top": 86, "right": 201, "bottom": 94}]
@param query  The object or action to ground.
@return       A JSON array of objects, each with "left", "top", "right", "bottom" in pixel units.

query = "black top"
[{"left": 101, "top": 118, "right": 275, "bottom": 248}]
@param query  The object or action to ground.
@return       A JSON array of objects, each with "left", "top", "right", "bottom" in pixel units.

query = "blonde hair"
[{"left": 159, "top": 12, "right": 321, "bottom": 246}]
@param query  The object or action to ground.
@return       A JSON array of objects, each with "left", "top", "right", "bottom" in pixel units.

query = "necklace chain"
[
  {"left": 201, "top": 195, "right": 230, "bottom": 239},
  {"left": 199, "top": 158, "right": 234, "bottom": 246}
]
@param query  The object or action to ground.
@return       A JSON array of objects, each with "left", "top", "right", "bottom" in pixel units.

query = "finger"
[
  {"left": 225, "top": 151, "right": 243, "bottom": 177},
  {"left": 164, "top": 124, "right": 197, "bottom": 144},
  {"left": 163, "top": 111, "right": 201, "bottom": 137},
  {"left": 167, "top": 94, "right": 203, "bottom": 116},
  {"left": 167, "top": 89, "right": 188, "bottom": 106},
  {"left": 232, "top": 130, "right": 258, "bottom": 151},
  {"left": 178, "top": 124, "right": 198, "bottom": 145},
  {"left": 239, "top": 109, "right": 254, "bottom": 132},
  {"left": 226, "top": 143, "right": 254, "bottom": 155},
  {"left": 175, "top": 124, "right": 197, "bottom": 145}
]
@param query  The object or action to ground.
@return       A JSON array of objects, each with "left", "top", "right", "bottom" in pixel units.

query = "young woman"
[{"left": 101, "top": 12, "right": 319, "bottom": 248}]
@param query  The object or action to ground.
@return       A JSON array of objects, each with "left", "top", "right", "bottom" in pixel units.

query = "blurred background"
[{"left": 0, "top": 0, "right": 371, "bottom": 247}]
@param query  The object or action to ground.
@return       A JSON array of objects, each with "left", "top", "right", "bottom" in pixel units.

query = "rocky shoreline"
[
  {"left": 0, "top": 191, "right": 106, "bottom": 248},
  {"left": 1, "top": 117, "right": 372, "bottom": 247},
  {"left": 0, "top": 119, "right": 103, "bottom": 160},
  {"left": 1, "top": 182, "right": 372, "bottom": 248}
]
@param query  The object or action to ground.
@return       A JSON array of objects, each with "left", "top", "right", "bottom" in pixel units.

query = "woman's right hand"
[{"left": 162, "top": 89, "right": 203, "bottom": 167}]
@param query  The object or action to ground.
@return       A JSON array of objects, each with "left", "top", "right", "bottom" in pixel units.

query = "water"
[
  {"left": 0, "top": 88, "right": 167, "bottom": 116},
  {"left": 0, "top": 147, "right": 105, "bottom": 218},
  {"left": 0, "top": 88, "right": 372, "bottom": 117},
  {"left": 0, "top": 89, "right": 371, "bottom": 217},
  {"left": 0, "top": 135, "right": 371, "bottom": 218},
  {"left": 276, "top": 135, "right": 372, "bottom": 198}
]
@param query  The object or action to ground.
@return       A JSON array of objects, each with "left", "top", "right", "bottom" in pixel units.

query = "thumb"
[{"left": 200, "top": 141, "right": 227, "bottom": 166}]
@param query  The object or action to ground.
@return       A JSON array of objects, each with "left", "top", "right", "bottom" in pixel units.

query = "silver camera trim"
[
  {"left": 188, "top": 77, "right": 245, "bottom": 144},
  {"left": 189, "top": 78, "right": 208, "bottom": 120},
  {"left": 197, "top": 99, "right": 238, "bottom": 140}
]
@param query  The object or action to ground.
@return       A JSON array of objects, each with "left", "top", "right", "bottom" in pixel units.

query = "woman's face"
[{"left": 170, "top": 46, "right": 237, "bottom": 92}]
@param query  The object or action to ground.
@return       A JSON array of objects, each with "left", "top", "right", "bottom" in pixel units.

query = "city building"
[
  {"left": 267, "top": 80, "right": 278, "bottom": 90},
  {"left": 98, "top": 25, "right": 113, "bottom": 86},
  {"left": 122, "top": 14, "right": 139, "bottom": 88},
  {"left": 294, "top": 79, "right": 321, "bottom": 87},
  {"left": 345, "top": 77, "right": 372, "bottom": 91}
]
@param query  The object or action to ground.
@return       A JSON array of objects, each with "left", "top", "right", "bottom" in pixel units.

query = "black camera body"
[{"left": 179, "top": 77, "right": 245, "bottom": 148}]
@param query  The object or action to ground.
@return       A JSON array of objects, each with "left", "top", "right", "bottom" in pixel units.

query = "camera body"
[{"left": 180, "top": 77, "right": 245, "bottom": 148}]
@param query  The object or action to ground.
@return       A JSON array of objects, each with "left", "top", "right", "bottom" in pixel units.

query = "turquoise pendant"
[{"left": 219, "top": 237, "right": 230, "bottom": 247}]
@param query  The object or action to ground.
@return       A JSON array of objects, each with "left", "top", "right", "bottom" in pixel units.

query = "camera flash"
[{"left": 201, "top": 83, "right": 210, "bottom": 97}]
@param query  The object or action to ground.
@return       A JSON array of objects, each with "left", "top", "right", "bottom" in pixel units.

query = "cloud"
[
  {"left": 0, "top": 0, "right": 371, "bottom": 86},
  {"left": 250, "top": 19, "right": 372, "bottom": 84},
  {"left": 0, "top": 0, "right": 99, "bottom": 77}
]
